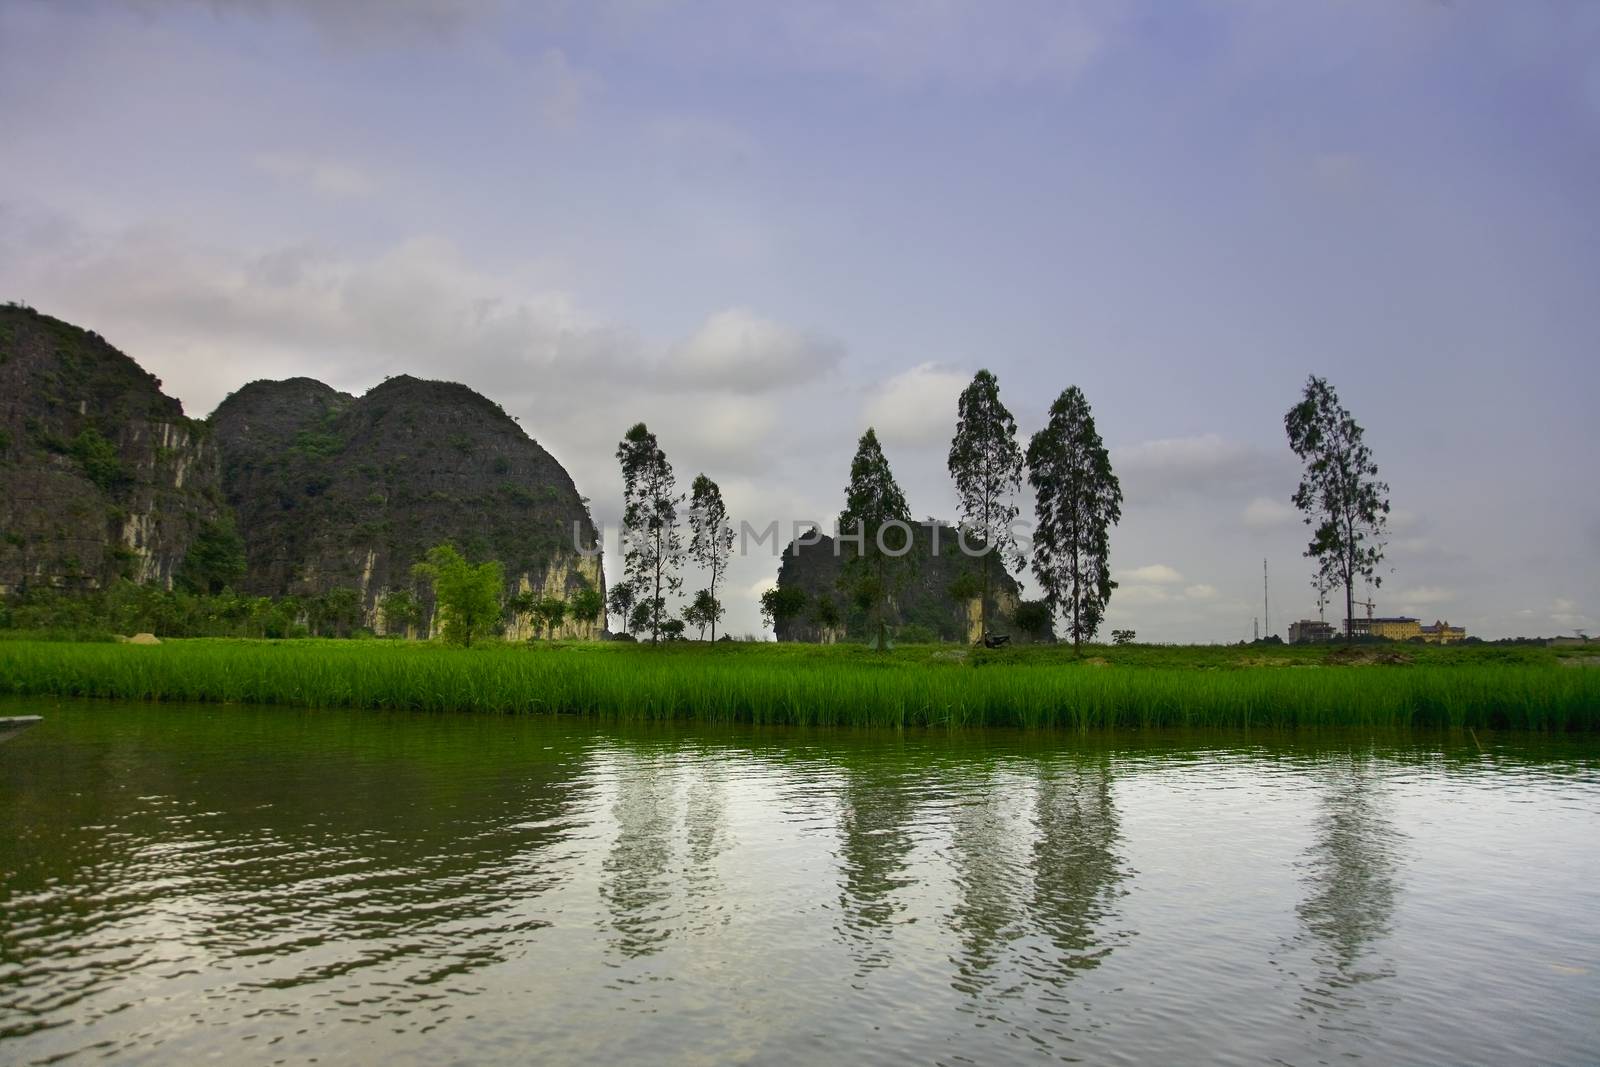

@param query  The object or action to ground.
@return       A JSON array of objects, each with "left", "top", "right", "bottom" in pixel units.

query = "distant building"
[
  {"left": 1350, "top": 616, "right": 1421, "bottom": 641},
  {"left": 1420, "top": 619, "right": 1466, "bottom": 644},
  {"left": 1289, "top": 619, "right": 1336, "bottom": 644}
]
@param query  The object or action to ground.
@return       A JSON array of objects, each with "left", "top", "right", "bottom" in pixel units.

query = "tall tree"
[
  {"left": 616, "top": 423, "right": 683, "bottom": 644},
  {"left": 1285, "top": 375, "right": 1390, "bottom": 639},
  {"left": 948, "top": 369, "right": 1024, "bottom": 641},
  {"left": 1026, "top": 387, "right": 1122, "bottom": 652},
  {"left": 687, "top": 473, "right": 735, "bottom": 642},
  {"left": 839, "top": 427, "right": 912, "bottom": 651}
]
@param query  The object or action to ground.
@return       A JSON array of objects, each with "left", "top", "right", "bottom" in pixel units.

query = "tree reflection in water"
[
  {"left": 597, "top": 747, "right": 680, "bottom": 960},
  {"left": 1026, "top": 755, "right": 1128, "bottom": 981},
  {"left": 944, "top": 767, "right": 1032, "bottom": 998},
  {"left": 833, "top": 763, "right": 921, "bottom": 976},
  {"left": 1291, "top": 754, "right": 1404, "bottom": 1036}
]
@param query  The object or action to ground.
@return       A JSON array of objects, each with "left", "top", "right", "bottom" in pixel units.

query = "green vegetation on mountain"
[
  {"left": 210, "top": 374, "right": 603, "bottom": 636},
  {"left": 0, "top": 303, "right": 226, "bottom": 593}
]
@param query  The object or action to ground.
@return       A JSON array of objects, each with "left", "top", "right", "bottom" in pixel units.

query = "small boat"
[{"left": 0, "top": 716, "right": 42, "bottom": 743}]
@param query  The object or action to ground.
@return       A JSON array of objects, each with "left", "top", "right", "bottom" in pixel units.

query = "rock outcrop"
[
  {"left": 0, "top": 304, "right": 226, "bottom": 593},
  {"left": 210, "top": 373, "right": 604, "bottom": 636},
  {"left": 773, "top": 525, "right": 1022, "bottom": 644}
]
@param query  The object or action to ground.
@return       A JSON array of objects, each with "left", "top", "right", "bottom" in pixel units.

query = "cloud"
[
  {"left": 126, "top": 0, "right": 501, "bottom": 44},
  {"left": 1395, "top": 586, "right": 1454, "bottom": 607},
  {"left": 863, "top": 363, "right": 968, "bottom": 447},
  {"left": 1123, "top": 563, "right": 1183, "bottom": 584},
  {"left": 663, "top": 308, "right": 843, "bottom": 393},
  {"left": 648, "top": 116, "right": 758, "bottom": 174},
  {"left": 0, "top": 211, "right": 631, "bottom": 411},
  {"left": 254, "top": 152, "right": 376, "bottom": 197},
  {"left": 1242, "top": 496, "right": 1297, "bottom": 528},
  {"left": 530, "top": 48, "right": 599, "bottom": 128},
  {"left": 1115, "top": 434, "right": 1290, "bottom": 500},
  {"left": 1551, "top": 598, "right": 1591, "bottom": 628},
  {"left": 1115, "top": 581, "right": 1217, "bottom": 606},
  {"left": 762, "top": 0, "right": 1112, "bottom": 88}
]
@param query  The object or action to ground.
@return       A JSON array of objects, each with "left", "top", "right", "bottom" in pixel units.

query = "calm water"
[{"left": 1, "top": 700, "right": 1597, "bottom": 1065}]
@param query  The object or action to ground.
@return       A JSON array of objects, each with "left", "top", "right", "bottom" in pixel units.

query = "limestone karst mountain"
[
  {"left": 1, "top": 305, "right": 604, "bottom": 637},
  {"left": 0, "top": 304, "right": 226, "bottom": 594}
]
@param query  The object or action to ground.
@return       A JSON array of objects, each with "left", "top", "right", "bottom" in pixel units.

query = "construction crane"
[{"left": 1342, "top": 596, "right": 1376, "bottom": 638}]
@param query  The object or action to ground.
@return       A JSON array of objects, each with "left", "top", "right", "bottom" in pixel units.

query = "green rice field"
[{"left": 1, "top": 637, "right": 1596, "bottom": 730}]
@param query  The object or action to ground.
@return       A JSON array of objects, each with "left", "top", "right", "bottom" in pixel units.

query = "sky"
[{"left": 1, "top": 0, "right": 1596, "bottom": 641}]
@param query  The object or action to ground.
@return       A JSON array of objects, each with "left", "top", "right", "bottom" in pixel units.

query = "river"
[{"left": 1, "top": 699, "right": 1596, "bottom": 1064}]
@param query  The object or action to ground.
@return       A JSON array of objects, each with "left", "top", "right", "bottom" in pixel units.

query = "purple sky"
[{"left": 2, "top": 0, "right": 1596, "bottom": 640}]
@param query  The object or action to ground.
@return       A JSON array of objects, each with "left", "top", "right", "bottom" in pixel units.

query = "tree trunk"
[
  {"left": 981, "top": 552, "right": 991, "bottom": 643},
  {"left": 652, "top": 523, "right": 665, "bottom": 645},
  {"left": 1345, "top": 580, "right": 1355, "bottom": 643}
]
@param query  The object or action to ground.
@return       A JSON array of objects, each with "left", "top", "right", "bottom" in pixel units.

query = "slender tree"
[
  {"left": 1285, "top": 375, "right": 1390, "bottom": 639},
  {"left": 687, "top": 473, "right": 735, "bottom": 641},
  {"left": 838, "top": 427, "right": 911, "bottom": 651},
  {"left": 948, "top": 369, "right": 1023, "bottom": 641},
  {"left": 607, "top": 581, "right": 637, "bottom": 636},
  {"left": 1026, "top": 387, "right": 1122, "bottom": 652},
  {"left": 616, "top": 423, "right": 683, "bottom": 644}
]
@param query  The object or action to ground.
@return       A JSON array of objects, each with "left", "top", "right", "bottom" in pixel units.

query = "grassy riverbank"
[{"left": 2, "top": 637, "right": 1596, "bottom": 730}]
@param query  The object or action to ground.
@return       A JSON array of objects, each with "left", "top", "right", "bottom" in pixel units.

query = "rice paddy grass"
[{"left": 2, "top": 637, "right": 1596, "bottom": 731}]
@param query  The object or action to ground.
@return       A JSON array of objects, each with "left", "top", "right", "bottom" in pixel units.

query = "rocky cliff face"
[
  {"left": 210, "top": 373, "right": 604, "bottom": 637},
  {"left": 773, "top": 525, "right": 1021, "bottom": 644},
  {"left": 0, "top": 305, "right": 226, "bottom": 594}
]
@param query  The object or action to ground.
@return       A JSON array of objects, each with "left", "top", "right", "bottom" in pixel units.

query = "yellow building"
[
  {"left": 1351, "top": 616, "right": 1421, "bottom": 641},
  {"left": 1420, "top": 620, "right": 1467, "bottom": 644}
]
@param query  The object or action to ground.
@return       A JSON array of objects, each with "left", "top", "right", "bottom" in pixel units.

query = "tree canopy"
[
  {"left": 616, "top": 423, "right": 683, "bottom": 643},
  {"left": 838, "top": 427, "right": 911, "bottom": 650},
  {"left": 1285, "top": 375, "right": 1390, "bottom": 638},
  {"left": 948, "top": 369, "right": 1023, "bottom": 640},
  {"left": 412, "top": 543, "right": 503, "bottom": 646},
  {"left": 1026, "top": 386, "right": 1122, "bottom": 651},
  {"left": 687, "top": 473, "right": 734, "bottom": 641}
]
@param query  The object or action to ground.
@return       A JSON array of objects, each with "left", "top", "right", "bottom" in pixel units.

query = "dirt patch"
[
  {"left": 1323, "top": 647, "right": 1413, "bottom": 666},
  {"left": 1559, "top": 656, "right": 1600, "bottom": 668}
]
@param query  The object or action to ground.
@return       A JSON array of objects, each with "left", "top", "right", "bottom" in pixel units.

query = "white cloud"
[
  {"left": 1396, "top": 585, "right": 1454, "bottom": 607},
  {"left": 863, "top": 363, "right": 968, "bottom": 447},
  {"left": 1242, "top": 496, "right": 1297, "bottom": 528},
  {"left": 254, "top": 152, "right": 376, "bottom": 197},
  {"left": 133, "top": 0, "right": 501, "bottom": 45},
  {"left": 0, "top": 213, "right": 632, "bottom": 412},
  {"left": 530, "top": 48, "right": 599, "bottom": 128},
  {"left": 765, "top": 0, "right": 1111, "bottom": 88},
  {"left": 1123, "top": 563, "right": 1183, "bottom": 584},
  {"left": 664, "top": 308, "right": 842, "bottom": 393},
  {"left": 1115, "top": 581, "right": 1216, "bottom": 606},
  {"left": 663, "top": 396, "right": 777, "bottom": 469},
  {"left": 1115, "top": 433, "right": 1289, "bottom": 499},
  {"left": 1551, "top": 598, "right": 1591, "bottom": 628},
  {"left": 648, "top": 116, "right": 758, "bottom": 171}
]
